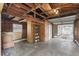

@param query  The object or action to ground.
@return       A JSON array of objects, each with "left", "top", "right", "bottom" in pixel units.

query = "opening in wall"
[{"left": 13, "top": 24, "right": 23, "bottom": 42}]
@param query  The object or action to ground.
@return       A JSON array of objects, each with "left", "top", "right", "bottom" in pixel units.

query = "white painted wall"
[
  {"left": 49, "top": 15, "right": 76, "bottom": 24},
  {"left": 45, "top": 22, "right": 52, "bottom": 41},
  {"left": 48, "top": 23, "right": 52, "bottom": 40},
  {"left": 45, "top": 21, "right": 49, "bottom": 41},
  {"left": 58, "top": 24, "right": 74, "bottom": 40}
]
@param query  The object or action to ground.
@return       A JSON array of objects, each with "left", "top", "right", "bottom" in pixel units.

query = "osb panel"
[
  {"left": 13, "top": 32, "right": 22, "bottom": 40},
  {"left": 40, "top": 23, "right": 45, "bottom": 42},
  {"left": 1, "top": 20, "right": 13, "bottom": 32}
]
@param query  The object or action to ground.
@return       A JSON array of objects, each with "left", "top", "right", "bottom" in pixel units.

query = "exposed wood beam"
[
  {"left": 41, "top": 3, "right": 56, "bottom": 16},
  {"left": 26, "top": 9, "right": 46, "bottom": 19},
  {"left": 6, "top": 8, "right": 44, "bottom": 23},
  {"left": 24, "top": 3, "right": 36, "bottom": 9},
  {"left": 9, "top": 16, "right": 15, "bottom": 20},
  {"left": 7, "top": 4, "right": 28, "bottom": 14},
  {"left": 36, "top": 4, "right": 49, "bottom": 15},
  {"left": 33, "top": 11, "right": 45, "bottom": 18},
  {"left": 39, "top": 5, "right": 79, "bottom": 17},
  {"left": 34, "top": 11, "right": 36, "bottom": 18},
  {"left": 14, "top": 3, "right": 31, "bottom": 11},
  {"left": 46, "top": 9, "right": 79, "bottom": 19},
  {"left": 25, "top": 15, "right": 44, "bottom": 23},
  {"left": 39, "top": 7, "right": 48, "bottom": 16},
  {"left": 7, "top": 4, "right": 13, "bottom": 12},
  {"left": 26, "top": 9, "right": 34, "bottom": 14},
  {"left": 26, "top": 9, "right": 46, "bottom": 18},
  {"left": 25, "top": 5, "right": 39, "bottom": 14},
  {"left": 49, "top": 3, "right": 79, "bottom": 9},
  {"left": 48, "top": 5, "right": 79, "bottom": 13},
  {"left": 1, "top": 13, "right": 15, "bottom": 20},
  {"left": 23, "top": 3, "right": 48, "bottom": 19},
  {"left": 7, "top": 4, "right": 45, "bottom": 19},
  {"left": 18, "top": 18, "right": 23, "bottom": 21}
]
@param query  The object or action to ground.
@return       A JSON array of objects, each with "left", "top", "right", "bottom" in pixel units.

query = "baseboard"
[{"left": 14, "top": 39, "right": 26, "bottom": 43}]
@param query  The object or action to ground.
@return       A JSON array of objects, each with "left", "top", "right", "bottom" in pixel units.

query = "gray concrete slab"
[{"left": 12, "top": 37, "right": 79, "bottom": 56}]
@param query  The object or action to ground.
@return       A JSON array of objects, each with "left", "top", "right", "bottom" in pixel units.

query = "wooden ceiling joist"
[
  {"left": 47, "top": 9, "right": 79, "bottom": 19},
  {"left": 49, "top": 3, "right": 79, "bottom": 9},
  {"left": 13, "top": 3, "right": 31, "bottom": 11},
  {"left": 34, "top": 3, "right": 49, "bottom": 16},
  {"left": 33, "top": 11, "right": 45, "bottom": 18},
  {"left": 24, "top": 3, "right": 36, "bottom": 9},
  {"left": 2, "top": 3, "right": 79, "bottom": 22},
  {"left": 41, "top": 3, "right": 53, "bottom": 15},
  {"left": 39, "top": 7, "right": 48, "bottom": 16}
]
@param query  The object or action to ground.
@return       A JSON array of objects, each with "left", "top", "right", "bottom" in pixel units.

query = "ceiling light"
[
  {"left": 53, "top": 9, "right": 59, "bottom": 15},
  {"left": 53, "top": 8, "right": 60, "bottom": 15}
]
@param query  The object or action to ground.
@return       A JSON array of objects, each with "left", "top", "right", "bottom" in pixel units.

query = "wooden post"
[
  {"left": 45, "top": 20, "right": 49, "bottom": 41},
  {"left": 74, "top": 15, "right": 79, "bottom": 44},
  {"left": 27, "top": 20, "right": 33, "bottom": 43},
  {"left": 40, "top": 23, "right": 45, "bottom": 42},
  {"left": 0, "top": 3, "right": 4, "bottom": 56}
]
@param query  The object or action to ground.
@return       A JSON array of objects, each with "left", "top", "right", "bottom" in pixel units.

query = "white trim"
[{"left": 74, "top": 40, "right": 79, "bottom": 46}]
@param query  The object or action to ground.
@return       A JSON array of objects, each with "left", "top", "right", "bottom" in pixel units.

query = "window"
[{"left": 13, "top": 24, "right": 22, "bottom": 32}]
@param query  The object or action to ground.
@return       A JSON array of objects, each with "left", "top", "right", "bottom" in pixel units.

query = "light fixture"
[{"left": 53, "top": 8, "right": 60, "bottom": 15}]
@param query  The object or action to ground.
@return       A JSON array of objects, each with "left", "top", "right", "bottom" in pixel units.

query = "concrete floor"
[{"left": 12, "top": 37, "right": 79, "bottom": 56}]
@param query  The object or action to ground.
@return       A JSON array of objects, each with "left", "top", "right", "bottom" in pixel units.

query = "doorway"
[
  {"left": 58, "top": 24, "right": 74, "bottom": 41},
  {"left": 13, "top": 23, "right": 27, "bottom": 43}
]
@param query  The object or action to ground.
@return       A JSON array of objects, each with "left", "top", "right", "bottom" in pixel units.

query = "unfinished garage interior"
[{"left": 1, "top": 3, "right": 79, "bottom": 56}]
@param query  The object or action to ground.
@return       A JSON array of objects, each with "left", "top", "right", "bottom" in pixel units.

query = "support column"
[
  {"left": 27, "top": 20, "right": 33, "bottom": 43},
  {"left": 45, "top": 20, "right": 49, "bottom": 41},
  {"left": 40, "top": 23, "right": 45, "bottom": 42},
  {"left": 74, "top": 15, "right": 79, "bottom": 44}
]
